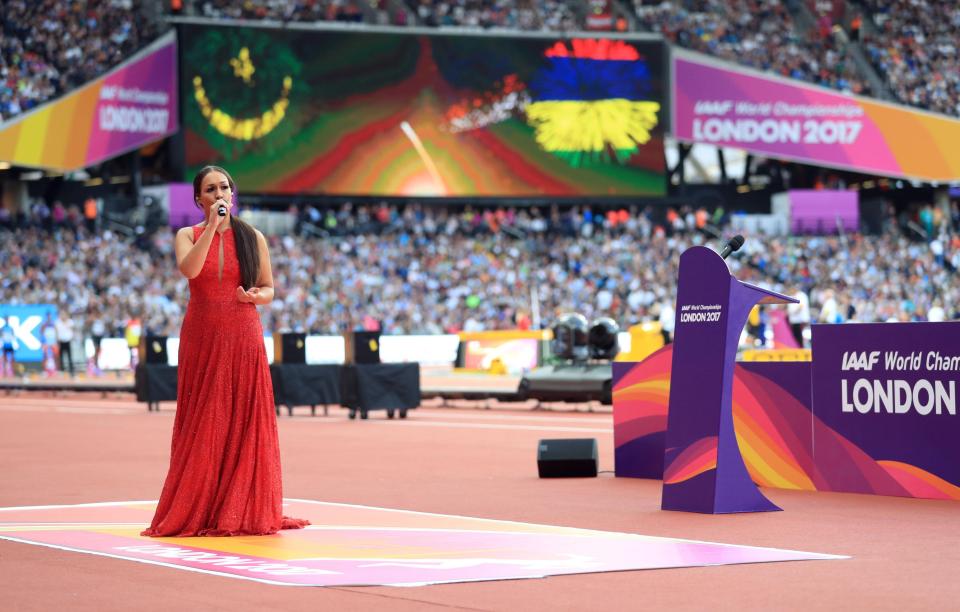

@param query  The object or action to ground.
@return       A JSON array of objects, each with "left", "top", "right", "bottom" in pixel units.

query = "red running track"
[{"left": 1, "top": 393, "right": 958, "bottom": 610}]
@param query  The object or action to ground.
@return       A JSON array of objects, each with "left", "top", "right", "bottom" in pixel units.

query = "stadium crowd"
[
  {"left": 860, "top": 0, "right": 960, "bottom": 117},
  {"left": 175, "top": 0, "right": 960, "bottom": 115},
  {"left": 407, "top": 0, "right": 580, "bottom": 30},
  {"left": 187, "top": 0, "right": 402, "bottom": 25},
  {"left": 632, "top": 0, "right": 870, "bottom": 95},
  {"left": 0, "top": 0, "right": 160, "bottom": 122},
  {"left": 1, "top": 202, "right": 958, "bottom": 363},
  {"left": 180, "top": 0, "right": 581, "bottom": 30},
  {"left": 7, "top": 0, "right": 960, "bottom": 126}
]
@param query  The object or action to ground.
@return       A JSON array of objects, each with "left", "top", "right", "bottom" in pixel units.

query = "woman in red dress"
[{"left": 142, "top": 166, "right": 308, "bottom": 537}]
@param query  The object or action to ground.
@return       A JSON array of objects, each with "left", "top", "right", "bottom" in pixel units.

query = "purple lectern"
[{"left": 661, "top": 246, "right": 797, "bottom": 513}]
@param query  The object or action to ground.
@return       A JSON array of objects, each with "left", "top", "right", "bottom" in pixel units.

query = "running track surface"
[{"left": 1, "top": 393, "right": 958, "bottom": 610}]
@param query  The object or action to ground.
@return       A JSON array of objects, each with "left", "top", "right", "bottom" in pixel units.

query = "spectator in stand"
[
  {"left": 83, "top": 197, "right": 98, "bottom": 234},
  {"left": 585, "top": 0, "right": 615, "bottom": 31},
  {"left": 850, "top": 11, "right": 862, "bottom": 42}
]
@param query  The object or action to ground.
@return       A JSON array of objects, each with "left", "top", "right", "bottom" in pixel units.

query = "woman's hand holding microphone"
[{"left": 207, "top": 198, "right": 230, "bottom": 230}]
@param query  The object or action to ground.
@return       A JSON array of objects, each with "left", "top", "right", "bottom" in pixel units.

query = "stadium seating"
[{"left": 2, "top": 201, "right": 956, "bottom": 344}]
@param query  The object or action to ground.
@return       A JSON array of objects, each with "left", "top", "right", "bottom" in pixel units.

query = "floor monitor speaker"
[{"left": 537, "top": 438, "right": 598, "bottom": 478}]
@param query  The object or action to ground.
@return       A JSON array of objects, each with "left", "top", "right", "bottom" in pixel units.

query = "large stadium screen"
[{"left": 180, "top": 25, "right": 666, "bottom": 197}]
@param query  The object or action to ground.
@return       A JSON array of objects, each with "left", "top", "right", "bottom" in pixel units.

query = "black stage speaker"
[
  {"left": 537, "top": 438, "right": 598, "bottom": 478},
  {"left": 274, "top": 333, "right": 306, "bottom": 364},
  {"left": 138, "top": 336, "right": 168, "bottom": 365},
  {"left": 345, "top": 331, "right": 380, "bottom": 364}
]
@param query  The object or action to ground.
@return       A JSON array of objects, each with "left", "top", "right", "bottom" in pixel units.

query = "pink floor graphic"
[{"left": 0, "top": 499, "right": 846, "bottom": 586}]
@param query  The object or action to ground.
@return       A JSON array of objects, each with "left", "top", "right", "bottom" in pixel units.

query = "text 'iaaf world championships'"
[
  {"left": 693, "top": 100, "right": 865, "bottom": 118},
  {"left": 841, "top": 351, "right": 960, "bottom": 372},
  {"left": 839, "top": 351, "right": 960, "bottom": 416}
]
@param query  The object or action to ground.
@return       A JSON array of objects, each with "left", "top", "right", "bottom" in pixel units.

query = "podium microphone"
[{"left": 719, "top": 234, "right": 745, "bottom": 260}]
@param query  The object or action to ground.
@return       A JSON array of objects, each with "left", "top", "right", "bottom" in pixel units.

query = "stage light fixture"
[
  {"left": 551, "top": 313, "right": 589, "bottom": 362},
  {"left": 588, "top": 317, "right": 620, "bottom": 360}
]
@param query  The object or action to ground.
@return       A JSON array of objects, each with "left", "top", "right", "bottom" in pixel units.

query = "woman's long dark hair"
[{"left": 192, "top": 165, "right": 260, "bottom": 290}]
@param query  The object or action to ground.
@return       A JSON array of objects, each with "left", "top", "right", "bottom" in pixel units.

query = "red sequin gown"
[{"left": 142, "top": 225, "right": 308, "bottom": 537}]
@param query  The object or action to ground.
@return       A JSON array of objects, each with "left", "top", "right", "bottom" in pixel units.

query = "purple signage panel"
[
  {"left": 614, "top": 353, "right": 815, "bottom": 485},
  {"left": 789, "top": 189, "right": 858, "bottom": 234},
  {"left": 85, "top": 35, "right": 179, "bottom": 166},
  {"left": 811, "top": 323, "right": 960, "bottom": 497},
  {"left": 613, "top": 358, "right": 667, "bottom": 479},
  {"left": 167, "top": 183, "right": 196, "bottom": 229},
  {"left": 670, "top": 50, "right": 960, "bottom": 182}
]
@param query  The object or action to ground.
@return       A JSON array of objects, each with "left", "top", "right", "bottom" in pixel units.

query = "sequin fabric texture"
[{"left": 142, "top": 225, "right": 309, "bottom": 536}]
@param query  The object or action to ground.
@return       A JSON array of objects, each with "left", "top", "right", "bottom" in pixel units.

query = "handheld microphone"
[
  {"left": 217, "top": 201, "right": 227, "bottom": 217},
  {"left": 719, "top": 234, "right": 745, "bottom": 260}
]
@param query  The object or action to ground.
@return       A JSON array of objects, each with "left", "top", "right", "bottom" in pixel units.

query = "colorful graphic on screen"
[{"left": 180, "top": 26, "right": 666, "bottom": 196}]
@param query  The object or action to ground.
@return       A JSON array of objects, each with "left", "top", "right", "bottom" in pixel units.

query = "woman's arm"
[
  {"left": 175, "top": 225, "right": 217, "bottom": 279},
  {"left": 237, "top": 230, "right": 275, "bottom": 305},
  {"left": 176, "top": 204, "right": 227, "bottom": 279}
]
